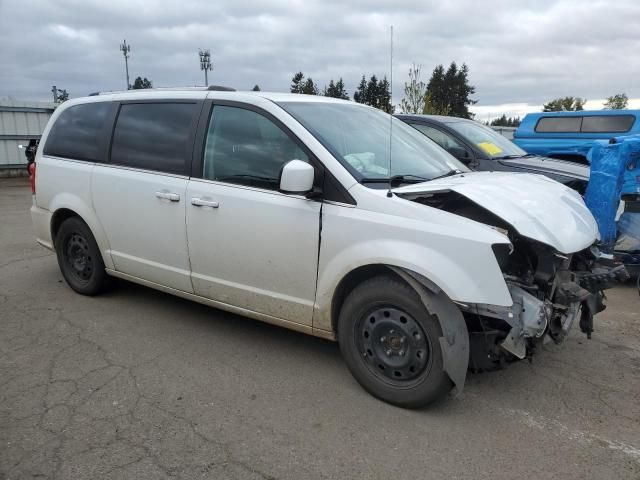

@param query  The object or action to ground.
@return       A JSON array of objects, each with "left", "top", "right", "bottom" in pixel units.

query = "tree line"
[
  {"left": 100, "top": 71, "right": 634, "bottom": 122},
  {"left": 288, "top": 71, "right": 393, "bottom": 112}
]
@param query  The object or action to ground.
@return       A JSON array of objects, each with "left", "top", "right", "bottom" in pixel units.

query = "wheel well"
[
  {"left": 331, "top": 264, "right": 398, "bottom": 335},
  {"left": 50, "top": 208, "right": 79, "bottom": 246}
]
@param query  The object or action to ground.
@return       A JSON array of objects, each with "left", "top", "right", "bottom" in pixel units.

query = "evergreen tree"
[
  {"left": 423, "top": 62, "right": 475, "bottom": 118},
  {"left": 490, "top": 115, "right": 521, "bottom": 127},
  {"left": 423, "top": 65, "right": 448, "bottom": 115},
  {"left": 324, "top": 78, "right": 349, "bottom": 99},
  {"left": 131, "top": 77, "right": 153, "bottom": 89},
  {"left": 301, "top": 77, "right": 319, "bottom": 95},
  {"left": 353, "top": 74, "right": 393, "bottom": 112},
  {"left": 290, "top": 72, "right": 305, "bottom": 93},
  {"left": 323, "top": 79, "right": 336, "bottom": 97},
  {"left": 353, "top": 75, "right": 367, "bottom": 104},
  {"left": 542, "top": 96, "right": 586, "bottom": 112},
  {"left": 334, "top": 78, "right": 349, "bottom": 100},
  {"left": 365, "top": 75, "right": 378, "bottom": 107},
  {"left": 252, "top": 84, "right": 261, "bottom": 91},
  {"left": 377, "top": 76, "right": 393, "bottom": 113}
]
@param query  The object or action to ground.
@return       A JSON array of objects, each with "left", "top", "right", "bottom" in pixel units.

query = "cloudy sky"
[{"left": 1, "top": 0, "right": 639, "bottom": 120}]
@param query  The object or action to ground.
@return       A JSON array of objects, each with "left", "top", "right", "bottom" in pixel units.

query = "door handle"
[
  {"left": 155, "top": 191, "right": 180, "bottom": 202},
  {"left": 191, "top": 197, "right": 219, "bottom": 208}
]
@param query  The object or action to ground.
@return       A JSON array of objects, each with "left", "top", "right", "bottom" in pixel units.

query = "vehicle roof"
[
  {"left": 523, "top": 109, "right": 640, "bottom": 119},
  {"left": 395, "top": 114, "right": 472, "bottom": 124},
  {"left": 72, "top": 88, "right": 353, "bottom": 105}
]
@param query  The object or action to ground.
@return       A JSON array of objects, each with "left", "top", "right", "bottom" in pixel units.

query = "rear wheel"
[
  {"left": 55, "top": 217, "right": 110, "bottom": 295},
  {"left": 337, "top": 275, "right": 452, "bottom": 408}
]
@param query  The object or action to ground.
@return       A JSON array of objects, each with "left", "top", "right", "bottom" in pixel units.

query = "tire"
[
  {"left": 55, "top": 217, "right": 110, "bottom": 296},
  {"left": 337, "top": 275, "right": 453, "bottom": 408}
]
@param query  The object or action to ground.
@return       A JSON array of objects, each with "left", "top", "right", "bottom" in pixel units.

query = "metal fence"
[{"left": 0, "top": 100, "right": 56, "bottom": 170}]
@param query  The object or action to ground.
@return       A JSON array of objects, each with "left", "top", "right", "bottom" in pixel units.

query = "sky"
[{"left": 1, "top": 0, "right": 639, "bottom": 121}]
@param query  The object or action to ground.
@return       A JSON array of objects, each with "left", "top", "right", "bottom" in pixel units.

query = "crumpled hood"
[{"left": 393, "top": 171, "right": 599, "bottom": 254}]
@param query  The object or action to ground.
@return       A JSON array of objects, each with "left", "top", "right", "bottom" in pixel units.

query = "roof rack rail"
[{"left": 86, "top": 86, "right": 237, "bottom": 96}]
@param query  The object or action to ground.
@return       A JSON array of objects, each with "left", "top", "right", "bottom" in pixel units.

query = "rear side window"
[
  {"left": 110, "top": 103, "right": 198, "bottom": 175},
  {"left": 581, "top": 115, "right": 635, "bottom": 133},
  {"left": 43, "top": 102, "right": 111, "bottom": 161},
  {"left": 535, "top": 115, "right": 636, "bottom": 134},
  {"left": 535, "top": 116, "right": 582, "bottom": 133}
]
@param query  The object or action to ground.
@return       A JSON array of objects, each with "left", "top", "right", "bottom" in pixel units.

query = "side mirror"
[
  {"left": 447, "top": 146, "right": 471, "bottom": 163},
  {"left": 280, "top": 159, "right": 314, "bottom": 194}
]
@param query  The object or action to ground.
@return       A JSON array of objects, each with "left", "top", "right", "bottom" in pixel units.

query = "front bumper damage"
[{"left": 461, "top": 251, "right": 628, "bottom": 369}]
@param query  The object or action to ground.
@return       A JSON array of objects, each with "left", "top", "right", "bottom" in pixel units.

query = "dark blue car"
[{"left": 513, "top": 110, "right": 640, "bottom": 164}]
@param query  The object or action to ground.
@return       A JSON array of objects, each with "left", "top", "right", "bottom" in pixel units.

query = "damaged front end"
[
  {"left": 464, "top": 244, "right": 627, "bottom": 369},
  {"left": 402, "top": 188, "right": 629, "bottom": 371}
]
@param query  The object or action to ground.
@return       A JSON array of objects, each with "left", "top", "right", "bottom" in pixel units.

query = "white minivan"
[{"left": 30, "top": 88, "right": 624, "bottom": 407}]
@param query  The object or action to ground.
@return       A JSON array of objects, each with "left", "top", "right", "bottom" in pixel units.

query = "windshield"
[
  {"left": 447, "top": 121, "right": 527, "bottom": 159},
  {"left": 278, "top": 101, "right": 468, "bottom": 182}
]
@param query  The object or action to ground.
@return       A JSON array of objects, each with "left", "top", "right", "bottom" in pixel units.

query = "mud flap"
[{"left": 389, "top": 267, "right": 470, "bottom": 394}]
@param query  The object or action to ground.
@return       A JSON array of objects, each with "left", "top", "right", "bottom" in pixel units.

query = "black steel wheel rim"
[
  {"left": 357, "top": 306, "right": 430, "bottom": 383},
  {"left": 64, "top": 232, "right": 93, "bottom": 283}
]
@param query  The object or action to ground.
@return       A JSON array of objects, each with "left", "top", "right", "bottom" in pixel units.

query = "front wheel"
[
  {"left": 337, "top": 275, "right": 452, "bottom": 408},
  {"left": 55, "top": 217, "right": 110, "bottom": 296}
]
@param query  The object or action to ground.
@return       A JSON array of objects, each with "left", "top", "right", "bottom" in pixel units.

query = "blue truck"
[
  {"left": 514, "top": 110, "right": 640, "bottom": 204},
  {"left": 514, "top": 110, "right": 640, "bottom": 164},
  {"left": 515, "top": 111, "right": 640, "bottom": 278}
]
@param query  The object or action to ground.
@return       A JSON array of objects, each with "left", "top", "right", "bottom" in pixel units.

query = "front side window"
[
  {"left": 202, "top": 105, "right": 309, "bottom": 190},
  {"left": 110, "top": 103, "right": 198, "bottom": 175},
  {"left": 43, "top": 102, "right": 111, "bottom": 161}
]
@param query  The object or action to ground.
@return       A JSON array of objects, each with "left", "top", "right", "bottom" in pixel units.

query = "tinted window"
[
  {"left": 581, "top": 115, "right": 635, "bottom": 133},
  {"left": 44, "top": 102, "right": 111, "bottom": 161},
  {"left": 203, "top": 106, "right": 309, "bottom": 190},
  {"left": 535, "top": 116, "right": 582, "bottom": 133},
  {"left": 110, "top": 103, "right": 198, "bottom": 175}
]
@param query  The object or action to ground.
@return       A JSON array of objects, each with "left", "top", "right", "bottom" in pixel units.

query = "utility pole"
[
  {"left": 51, "top": 86, "right": 58, "bottom": 103},
  {"left": 120, "top": 40, "right": 131, "bottom": 90},
  {"left": 199, "top": 49, "right": 212, "bottom": 86}
]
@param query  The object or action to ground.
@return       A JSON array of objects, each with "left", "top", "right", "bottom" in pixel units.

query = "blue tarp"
[{"left": 584, "top": 136, "right": 640, "bottom": 247}]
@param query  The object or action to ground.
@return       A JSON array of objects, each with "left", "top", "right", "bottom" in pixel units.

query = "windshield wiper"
[
  {"left": 493, "top": 153, "right": 538, "bottom": 160},
  {"left": 361, "top": 174, "right": 429, "bottom": 186},
  {"left": 389, "top": 174, "right": 429, "bottom": 187},
  {"left": 428, "top": 169, "right": 464, "bottom": 181},
  {"left": 493, "top": 154, "right": 523, "bottom": 160}
]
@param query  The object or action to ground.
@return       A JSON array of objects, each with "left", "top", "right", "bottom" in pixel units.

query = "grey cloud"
[{"left": 1, "top": 0, "right": 638, "bottom": 108}]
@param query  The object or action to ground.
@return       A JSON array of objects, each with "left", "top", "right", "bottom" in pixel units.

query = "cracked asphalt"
[{"left": 1, "top": 177, "right": 639, "bottom": 480}]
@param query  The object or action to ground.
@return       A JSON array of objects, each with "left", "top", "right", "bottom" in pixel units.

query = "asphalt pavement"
[{"left": 1, "top": 178, "right": 639, "bottom": 479}]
